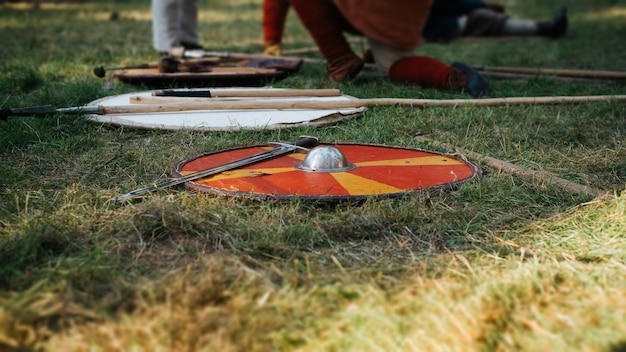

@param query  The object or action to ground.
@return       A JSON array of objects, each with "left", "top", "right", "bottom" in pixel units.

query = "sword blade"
[{"left": 111, "top": 136, "right": 319, "bottom": 202}]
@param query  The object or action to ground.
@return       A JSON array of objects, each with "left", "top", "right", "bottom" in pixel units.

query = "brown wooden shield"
[{"left": 113, "top": 58, "right": 302, "bottom": 88}]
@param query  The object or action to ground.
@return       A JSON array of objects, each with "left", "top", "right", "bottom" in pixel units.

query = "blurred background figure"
[
  {"left": 261, "top": 1, "right": 568, "bottom": 55},
  {"left": 289, "top": 0, "right": 490, "bottom": 97},
  {"left": 424, "top": 1, "right": 567, "bottom": 42},
  {"left": 263, "top": 0, "right": 290, "bottom": 56},
  {"left": 152, "top": 0, "right": 204, "bottom": 54}
]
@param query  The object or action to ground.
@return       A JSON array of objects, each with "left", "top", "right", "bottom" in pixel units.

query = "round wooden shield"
[
  {"left": 172, "top": 143, "right": 481, "bottom": 201},
  {"left": 113, "top": 67, "right": 288, "bottom": 88},
  {"left": 112, "top": 58, "right": 302, "bottom": 88},
  {"left": 86, "top": 89, "right": 366, "bottom": 131}
]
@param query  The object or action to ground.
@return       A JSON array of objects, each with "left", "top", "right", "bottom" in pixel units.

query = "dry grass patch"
[
  {"left": 8, "top": 193, "right": 615, "bottom": 351},
  {"left": 1, "top": 0, "right": 625, "bottom": 350}
]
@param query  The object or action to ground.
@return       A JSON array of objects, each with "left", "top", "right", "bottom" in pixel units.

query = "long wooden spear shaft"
[
  {"left": 473, "top": 66, "right": 626, "bottom": 79},
  {"left": 414, "top": 135, "right": 612, "bottom": 199},
  {"left": 169, "top": 47, "right": 383, "bottom": 69},
  {"left": 476, "top": 71, "right": 614, "bottom": 83},
  {"left": 169, "top": 45, "right": 626, "bottom": 80},
  {"left": 3, "top": 95, "right": 625, "bottom": 118},
  {"left": 173, "top": 46, "right": 626, "bottom": 80},
  {"left": 118, "top": 94, "right": 626, "bottom": 112},
  {"left": 173, "top": 48, "right": 324, "bottom": 64}
]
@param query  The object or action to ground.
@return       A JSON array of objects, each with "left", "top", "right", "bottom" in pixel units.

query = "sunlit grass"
[
  {"left": 0, "top": 0, "right": 625, "bottom": 350},
  {"left": 584, "top": 6, "right": 626, "bottom": 20}
]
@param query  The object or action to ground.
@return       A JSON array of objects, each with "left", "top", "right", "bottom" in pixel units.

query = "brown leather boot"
[
  {"left": 446, "top": 62, "right": 490, "bottom": 97},
  {"left": 328, "top": 53, "right": 364, "bottom": 82}
]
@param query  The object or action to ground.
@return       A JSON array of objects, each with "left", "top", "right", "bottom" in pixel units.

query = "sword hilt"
[
  {"left": 270, "top": 136, "right": 319, "bottom": 153},
  {"left": 294, "top": 136, "right": 319, "bottom": 149}
]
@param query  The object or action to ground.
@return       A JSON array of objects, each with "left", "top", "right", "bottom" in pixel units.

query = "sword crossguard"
[
  {"left": 269, "top": 136, "right": 319, "bottom": 152},
  {"left": 268, "top": 142, "right": 309, "bottom": 153}
]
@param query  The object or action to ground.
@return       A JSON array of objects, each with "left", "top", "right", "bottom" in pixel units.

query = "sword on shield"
[{"left": 110, "top": 136, "right": 319, "bottom": 202}]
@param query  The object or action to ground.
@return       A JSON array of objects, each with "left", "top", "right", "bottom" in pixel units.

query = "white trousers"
[
  {"left": 152, "top": 0, "right": 199, "bottom": 52},
  {"left": 366, "top": 37, "right": 414, "bottom": 77}
]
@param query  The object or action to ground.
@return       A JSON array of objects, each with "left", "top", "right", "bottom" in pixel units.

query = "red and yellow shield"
[{"left": 173, "top": 143, "right": 480, "bottom": 201}]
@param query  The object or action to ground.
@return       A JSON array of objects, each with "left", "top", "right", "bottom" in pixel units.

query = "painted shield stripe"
[
  {"left": 331, "top": 172, "right": 404, "bottom": 195},
  {"left": 196, "top": 170, "right": 351, "bottom": 196},
  {"left": 353, "top": 156, "right": 465, "bottom": 167},
  {"left": 335, "top": 145, "right": 435, "bottom": 162}
]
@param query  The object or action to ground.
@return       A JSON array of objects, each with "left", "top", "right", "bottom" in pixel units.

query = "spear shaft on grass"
[
  {"left": 473, "top": 66, "right": 626, "bottom": 80},
  {"left": 121, "top": 95, "right": 626, "bottom": 112},
  {"left": 414, "top": 135, "right": 612, "bottom": 199},
  {"left": 170, "top": 46, "right": 626, "bottom": 81},
  {"left": 2, "top": 95, "right": 625, "bottom": 119}
]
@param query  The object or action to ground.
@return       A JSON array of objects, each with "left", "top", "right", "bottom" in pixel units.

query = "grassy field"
[{"left": 0, "top": 0, "right": 625, "bottom": 350}]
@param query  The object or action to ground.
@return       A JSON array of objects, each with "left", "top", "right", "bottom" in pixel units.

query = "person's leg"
[
  {"left": 179, "top": 0, "right": 200, "bottom": 49},
  {"left": 152, "top": 0, "right": 180, "bottom": 53},
  {"left": 463, "top": 7, "right": 567, "bottom": 38},
  {"left": 369, "top": 38, "right": 489, "bottom": 97},
  {"left": 291, "top": 0, "right": 363, "bottom": 82},
  {"left": 461, "top": 8, "right": 508, "bottom": 36},
  {"left": 501, "top": 19, "right": 539, "bottom": 36},
  {"left": 365, "top": 37, "right": 413, "bottom": 77},
  {"left": 263, "top": 0, "right": 290, "bottom": 55}
]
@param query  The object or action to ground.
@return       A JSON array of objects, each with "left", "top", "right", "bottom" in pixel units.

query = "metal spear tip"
[
  {"left": 0, "top": 108, "right": 9, "bottom": 121},
  {"left": 93, "top": 66, "right": 106, "bottom": 78}
]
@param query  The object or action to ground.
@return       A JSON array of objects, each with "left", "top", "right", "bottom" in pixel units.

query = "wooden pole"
[
  {"left": 145, "top": 88, "right": 342, "bottom": 100},
  {"left": 282, "top": 46, "right": 320, "bottom": 56},
  {"left": 170, "top": 47, "right": 377, "bottom": 70},
  {"left": 114, "top": 95, "right": 626, "bottom": 111},
  {"left": 414, "top": 135, "right": 612, "bottom": 199},
  {"left": 474, "top": 66, "right": 626, "bottom": 79},
  {"left": 172, "top": 48, "right": 324, "bottom": 64},
  {"left": 167, "top": 46, "right": 626, "bottom": 80},
  {"left": 478, "top": 71, "right": 614, "bottom": 83}
]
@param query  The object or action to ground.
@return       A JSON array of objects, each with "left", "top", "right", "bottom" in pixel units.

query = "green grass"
[{"left": 0, "top": 0, "right": 625, "bottom": 350}]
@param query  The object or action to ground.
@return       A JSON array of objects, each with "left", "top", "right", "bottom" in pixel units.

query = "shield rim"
[
  {"left": 86, "top": 90, "right": 367, "bottom": 132},
  {"left": 112, "top": 70, "right": 289, "bottom": 88},
  {"left": 171, "top": 142, "right": 482, "bottom": 201}
]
